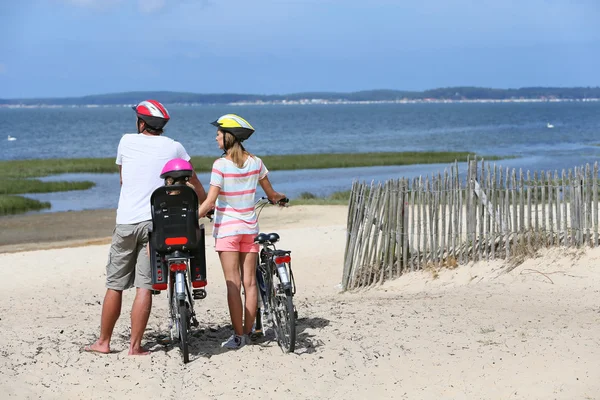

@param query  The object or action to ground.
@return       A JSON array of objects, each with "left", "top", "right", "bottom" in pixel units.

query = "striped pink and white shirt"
[{"left": 210, "top": 156, "right": 269, "bottom": 238}]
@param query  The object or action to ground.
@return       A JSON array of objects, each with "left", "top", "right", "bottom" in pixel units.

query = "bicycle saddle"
[
  {"left": 254, "top": 233, "right": 269, "bottom": 244},
  {"left": 267, "top": 233, "right": 280, "bottom": 243}
]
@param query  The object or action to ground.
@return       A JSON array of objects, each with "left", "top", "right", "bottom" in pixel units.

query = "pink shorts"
[{"left": 215, "top": 234, "right": 259, "bottom": 253}]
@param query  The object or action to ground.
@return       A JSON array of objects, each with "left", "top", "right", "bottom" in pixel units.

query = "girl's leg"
[
  {"left": 218, "top": 251, "right": 244, "bottom": 335},
  {"left": 239, "top": 251, "right": 258, "bottom": 335}
]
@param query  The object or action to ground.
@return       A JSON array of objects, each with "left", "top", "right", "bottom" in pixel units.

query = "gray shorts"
[{"left": 106, "top": 221, "right": 153, "bottom": 291}]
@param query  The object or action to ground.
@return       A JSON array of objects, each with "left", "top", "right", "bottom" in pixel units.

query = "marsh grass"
[
  {"left": 259, "top": 152, "right": 508, "bottom": 171},
  {"left": 293, "top": 190, "right": 351, "bottom": 205},
  {"left": 0, "top": 158, "right": 119, "bottom": 179},
  {"left": 0, "top": 152, "right": 509, "bottom": 178},
  {"left": 0, "top": 179, "right": 95, "bottom": 195},
  {"left": 0, "top": 195, "right": 50, "bottom": 215}
]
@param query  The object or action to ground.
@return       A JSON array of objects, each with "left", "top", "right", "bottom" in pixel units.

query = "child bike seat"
[{"left": 150, "top": 184, "right": 200, "bottom": 254}]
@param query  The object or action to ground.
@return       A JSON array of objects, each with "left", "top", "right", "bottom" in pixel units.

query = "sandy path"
[{"left": 0, "top": 205, "right": 599, "bottom": 399}]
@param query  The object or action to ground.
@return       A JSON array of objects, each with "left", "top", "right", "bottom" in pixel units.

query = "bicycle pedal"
[
  {"left": 193, "top": 289, "right": 207, "bottom": 300},
  {"left": 191, "top": 318, "right": 199, "bottom": 327}
]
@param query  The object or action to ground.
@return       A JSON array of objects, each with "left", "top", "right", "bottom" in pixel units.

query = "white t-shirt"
[{"left": 115, "top": 133, "right": 191, "bottom": 225}]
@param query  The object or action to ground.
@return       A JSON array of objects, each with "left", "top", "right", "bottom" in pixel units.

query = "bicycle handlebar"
[{"left": 256, "top": 196, "right": 289, "bottom": 206}]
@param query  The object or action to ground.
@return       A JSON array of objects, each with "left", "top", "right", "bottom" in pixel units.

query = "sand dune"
[{"left": 0, "top": 205, "right": 598, "bottom": 399}]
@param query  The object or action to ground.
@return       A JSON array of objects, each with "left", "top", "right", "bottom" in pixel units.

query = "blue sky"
[{"left": 1, "top": 0, "right": 599, "bottom": 98}]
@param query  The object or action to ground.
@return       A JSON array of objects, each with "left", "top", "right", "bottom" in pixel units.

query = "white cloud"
[{"left": 138, "top": 0, "right": 166, "bottom": 13}]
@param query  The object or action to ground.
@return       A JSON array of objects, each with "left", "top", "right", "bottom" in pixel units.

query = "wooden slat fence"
[{"left": 342, "top": 158, "right": 600, "bottom": 290}]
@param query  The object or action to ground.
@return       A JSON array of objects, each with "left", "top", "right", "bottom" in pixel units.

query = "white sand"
[{"left": 0, "top": 205, "right": 599, "bottom": 399}]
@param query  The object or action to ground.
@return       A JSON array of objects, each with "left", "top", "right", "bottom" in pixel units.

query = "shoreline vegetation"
[
  {"left": 0, "top": 151, "right": 511, "bottom": 215},
  {"left": 2, "top": 87, "right": 600, "bottom": 107},
  {"left": 0, "top": 152, "right": 508, "bottom": 178}
]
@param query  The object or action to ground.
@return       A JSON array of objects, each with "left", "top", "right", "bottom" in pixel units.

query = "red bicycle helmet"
[{"left": 132, "top": 100, "right": 170, "bottom": 130}]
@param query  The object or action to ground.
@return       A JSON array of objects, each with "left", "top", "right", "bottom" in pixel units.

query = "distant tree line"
[{"left": 1, "top": 87, "right": 600, "bottom": 106}]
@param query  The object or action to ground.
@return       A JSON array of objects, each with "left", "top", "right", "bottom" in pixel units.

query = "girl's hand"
[
  {"left": 186, "top": 181, "right": 196, "bottom": 190},
  {"left": 269, "top": 192, "right": 287, "bottom": 206},
  {"left": 197, "top": 206, "right": 215, "bottom": 219},
  {"left": 206, "top": 208, "right": 215, "bottom": 221}
]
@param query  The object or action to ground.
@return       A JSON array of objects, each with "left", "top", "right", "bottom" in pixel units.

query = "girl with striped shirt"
[{"left": 198, "top": 114, "right": 286, "bottom": 349}]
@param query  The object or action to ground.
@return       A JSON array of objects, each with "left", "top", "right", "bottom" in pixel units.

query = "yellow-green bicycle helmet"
[{"left": 210, "top": 114, "right": 255, "bottom": 142}]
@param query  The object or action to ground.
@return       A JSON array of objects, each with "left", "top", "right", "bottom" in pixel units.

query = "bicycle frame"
[{"left": 253, "top": 196, "right": 297, "bottom": 352}]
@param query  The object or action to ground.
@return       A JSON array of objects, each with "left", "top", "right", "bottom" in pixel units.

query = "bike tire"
[
  {"left": 178, "top": 299, "right": 189, "bottom": 363},
  {"left": 282, "top": 291, "right": 296, "bottom": 352},
  {"left": 169, "top": 280, "right": 177, "bottom": 343},
  {"left": 256, "top": 263, "right": 270, "bottom": 328},
  {"left": 270, "top": 267, "right": 296, "bottom": 353}
]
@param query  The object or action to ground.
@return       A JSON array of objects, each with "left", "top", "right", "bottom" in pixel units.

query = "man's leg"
[
  {"left": 86, "top": 224, "right": 136, "bottom": 354},
  {"left": 129, "top": 221, "right": 154, "bottom": 355},
  {"left": 129, "top": 287, "right": 152, "bottom": 355},
  {"left": 86, "top": 289, "right": 123, "bottom": 353}
]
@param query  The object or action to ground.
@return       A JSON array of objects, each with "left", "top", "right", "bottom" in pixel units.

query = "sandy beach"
[{"left": 1, "top": 205, "right": 599, "bottom": 399}]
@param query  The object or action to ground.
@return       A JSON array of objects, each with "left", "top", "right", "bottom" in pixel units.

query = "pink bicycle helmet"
[
  {"left": 160, "top": 158, "right": 193, "bottom": 181},
  {"left": 132, "top": 99, "right": 171, "bottom": 130}
]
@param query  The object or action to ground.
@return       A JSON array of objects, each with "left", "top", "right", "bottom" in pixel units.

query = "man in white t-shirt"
[{"left": 85, "top": 99, "right": 207, "bottom": 356}]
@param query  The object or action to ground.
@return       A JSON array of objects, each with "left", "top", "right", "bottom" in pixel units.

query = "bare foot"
[
  {"left": 128, "top": 347, "right": 151, "bottom": 356},
  {"left": 83, "top": 342, "right": 110, "bottom": 354}
]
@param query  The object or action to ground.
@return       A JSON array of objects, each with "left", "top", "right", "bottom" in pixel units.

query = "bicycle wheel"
[
  {"left": 169, "top": 280, "right": 178, "bottom": 342},
  {"left": 269, "top": 266, "right": 296, "bottom": 353},
  {"left": 178, "top": 299, "right": 189, "bottom": 363},
  {"left": 256, "top": 263, "right": 269, "bottom": 318}
]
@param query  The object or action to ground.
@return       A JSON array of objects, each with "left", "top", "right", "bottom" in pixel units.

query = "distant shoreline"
[
  {"left": 3, "top": 86, "right": 600, "bottom": 107},
  {"left": 1, "top": 97, "right": 599, "bottom": 109}
]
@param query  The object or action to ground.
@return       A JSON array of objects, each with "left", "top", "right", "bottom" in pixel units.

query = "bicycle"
[
  {"left": 148, "top": 183, "right": 208, "bottom": 364},
  {"left": 253, "top": 196, "right": 297, "bottom": 353}
]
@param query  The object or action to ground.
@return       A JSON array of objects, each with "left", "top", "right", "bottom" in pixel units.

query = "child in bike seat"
[
  {"left": 149, "top": 159, "right": 208, "bottom": 286},
  {"left": 162, "top": 160, "right": 196, "bottom": 194},
  {"left": 197, "top": 114, "right": 286, "bottom": 350}
]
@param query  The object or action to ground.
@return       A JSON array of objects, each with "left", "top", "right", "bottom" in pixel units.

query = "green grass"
[
  {"left": 293, "top": 190, "right": 352, "bottom": 205},
  {"left": 258, "top": 152, "right": 508, "bottom": 171},
  {"left": 0, "top": 152, "right": 511, "bottom": 179},
  {"left": 0, "top": 195, "right": 51, "bottom": 215},
  {"left": 0, "top": 179, "right": 95, "bottom": 195},
  {"left": 0, "top": 158, "right": 119, "bottom": 179}
]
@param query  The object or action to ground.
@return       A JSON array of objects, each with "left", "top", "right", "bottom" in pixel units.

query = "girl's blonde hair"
[{"left": 223, "top": 131, "right": 253, "bottom": 168}]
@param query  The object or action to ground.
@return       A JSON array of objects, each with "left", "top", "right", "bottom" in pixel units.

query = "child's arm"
[
  {"left": 198, "top": 185, "right": 220, "bottom": 217},
  {"left": 258, "top": 175, "right": 286, "bottom": 204},
  {"left": 188, "top": 171, "right": 207, "bottom": 203}
]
